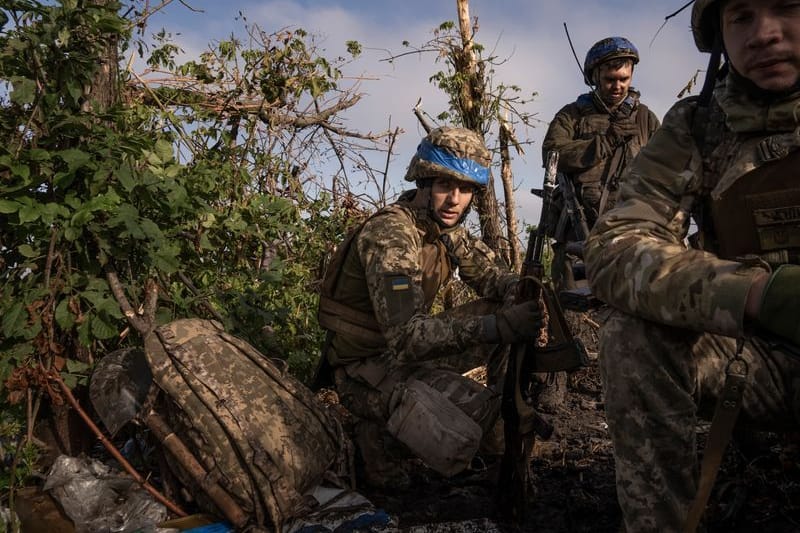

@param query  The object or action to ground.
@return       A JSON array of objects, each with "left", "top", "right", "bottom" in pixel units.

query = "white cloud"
[{"left": 150, "top": 0, "right": 708, "bottom": 224}]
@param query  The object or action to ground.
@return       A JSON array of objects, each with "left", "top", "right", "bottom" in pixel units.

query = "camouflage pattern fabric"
[
  {"left": 542, "top": 89, "right": 659, "bottom": 290},
  {"left": 323, "top": 192, "right": 516, "bottom": 475},
  {"left": 327, "top": 195, "right": 518, "bottom": 368},
  {"left": 542, "top": 89, "right": 660, "bottom": 223},
  {"left": 599, "top": 310, "right": 800, "bottom": 532},
  {"left": 585, "top": 72, "right": 800, "bottom": 530},
  {"left": 404, "top": 127, "right": 492, "bottom": 185},
  {"left": 145, "top": 319, "right": 350, "bottom": 531}
]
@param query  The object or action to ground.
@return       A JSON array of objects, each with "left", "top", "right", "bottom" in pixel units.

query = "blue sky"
[{"left": 139, "top": 1, "right": 706, "bottom": 224}]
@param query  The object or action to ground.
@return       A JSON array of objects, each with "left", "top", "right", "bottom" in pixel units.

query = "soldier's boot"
[{"left": 354, "top": 420, "right": 411, "bottom": 490}]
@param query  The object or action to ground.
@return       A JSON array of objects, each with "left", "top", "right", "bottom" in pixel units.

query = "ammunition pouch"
[{"left": 386, "top": 379, "right": 482, "bottom": 477}]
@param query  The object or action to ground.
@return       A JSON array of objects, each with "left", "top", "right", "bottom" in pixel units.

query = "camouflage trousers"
[
  {"left": 334, "top": 298, "right": 508, "bottom": 449},
  {"left": 600, "top": 310, "right": 800, "bottom": 533}
]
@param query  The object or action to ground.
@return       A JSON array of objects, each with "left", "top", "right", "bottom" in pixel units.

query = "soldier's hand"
[
  {"left": 486, "top": 300, "right": 544, "bottom": 345},
  {"left": 607, "top": 119, "right": 639, "bottom": 145},
  {"left": 756, "top": 265, "right": 800, "bottom": 345}
]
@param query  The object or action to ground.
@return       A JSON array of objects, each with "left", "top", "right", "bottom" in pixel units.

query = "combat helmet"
[
  {"left": 691, "top": 0, "right": 722, "bottom": 53},
  {"left": 583, "top": 37, "right": 640, "bottom": 86},
  {"left": 404, "top": 127, "right": 491, "bottom": 189}
]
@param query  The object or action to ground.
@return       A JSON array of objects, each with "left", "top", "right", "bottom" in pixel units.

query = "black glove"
[
  {"left": 606, "top": 118, "right": 639, "bottom": 146},
  {"left": 482, "top": 300, "right": 543, "bottom": 345},
  {"left": 756, "top": 265, "right": 800, "bottom": 346}
]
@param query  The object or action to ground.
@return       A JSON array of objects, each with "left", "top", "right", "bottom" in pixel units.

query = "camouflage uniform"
[
  {"left": 543, "top": 89, "right": 660, "bottom": 290},
  {"left": 585, "top": 70, "right": 800, "bottom": 531},
  {"left": 328, "top": 193, "right": 517, "bottom": 430},
  {"left": 318, "top": 128, "right": 527, "bottom": 480}
]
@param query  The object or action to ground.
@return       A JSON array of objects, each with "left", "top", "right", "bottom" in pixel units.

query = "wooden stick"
[{"left": 49, "top": 370, "right": 187, "bottom": 518}]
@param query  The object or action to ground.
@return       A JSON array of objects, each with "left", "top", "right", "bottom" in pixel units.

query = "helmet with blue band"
[
  {"left": 583, "top": 36, "right": 639, "bottom": 86},
  {"left": 404, "top": 127, "right": 491, "bottom": 189}
]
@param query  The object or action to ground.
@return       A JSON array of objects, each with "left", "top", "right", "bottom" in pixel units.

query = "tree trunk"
[
  {"left": 455, "top": 0, "right": 504, "bottom": 257},
  {"left": 84, "top": 0, "right": 119, "bottom": 112},
  {"left": 499, "top": 119, "right": 520, "bottom": 271}
]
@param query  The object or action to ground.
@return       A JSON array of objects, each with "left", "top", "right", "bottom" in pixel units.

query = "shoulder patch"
[{"left": 383, "top": 274, "right": 415, "bottom": 326}]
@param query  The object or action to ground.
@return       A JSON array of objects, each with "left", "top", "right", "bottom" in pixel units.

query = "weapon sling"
[{"left": 684, "top": 340, "right": 748, "bottom": 533}]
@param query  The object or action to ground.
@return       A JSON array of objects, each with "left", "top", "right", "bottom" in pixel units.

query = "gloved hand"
[
  {"left": 756, "top": 265, "right": 800, "bottom": 346},
  {"left": 481, "top": 300, "right": 543, "bottom": 345},
  {"left": 606, "top": 118, "right": 639, "bottom": 146}
]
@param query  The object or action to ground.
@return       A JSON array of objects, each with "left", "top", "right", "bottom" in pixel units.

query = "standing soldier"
[
  {"left": 586, "top": 1, "right": 800, "bottom": 531},
  {"left": 542, "top": 36, "right": 660, "bottom": 290},
  {"left": 317, "top": 127, "right": 543, "bottom": 487}
]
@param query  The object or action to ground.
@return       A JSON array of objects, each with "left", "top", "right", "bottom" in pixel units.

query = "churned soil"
[{"left": 350, "top": 310, "right": 800, "bottom": 533}]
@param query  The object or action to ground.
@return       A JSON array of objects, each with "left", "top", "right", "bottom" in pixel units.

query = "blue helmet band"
[{"left": 416, "top": 139, "right": 490, "bottom": 186}]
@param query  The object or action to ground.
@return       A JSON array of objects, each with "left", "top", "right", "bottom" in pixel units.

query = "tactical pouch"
[{"left": 386, "top": 379, "right": 482, "bottom": 477}]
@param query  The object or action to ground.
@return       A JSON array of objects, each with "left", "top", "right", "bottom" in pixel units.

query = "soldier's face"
[
  {"left": 595, "top": 63, "right": 633, "bottom": 107},
  {"left": 722, "top": 0, "right": 800, "bottom": 92},
  {"left": 430, "top": 177, "right": 475, "bottom": 227}
]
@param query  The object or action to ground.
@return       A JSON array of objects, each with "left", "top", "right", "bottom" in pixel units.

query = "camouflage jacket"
[
  {"left": 542, "top": 89, "right": 660, "bottom": 186},
  {"left": 585, "top": 73, "right": 800, "bottom": 338},
  {"left": 326, "top": 193, "right": 517, "bottom": 366}
]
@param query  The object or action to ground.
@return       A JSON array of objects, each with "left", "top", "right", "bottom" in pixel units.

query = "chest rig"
[
  {"left": 694, "top": 100, "right": 800, "bottom": 266},
  {"left": 317, "top": 202, "right": 454, "bottom": 346}
]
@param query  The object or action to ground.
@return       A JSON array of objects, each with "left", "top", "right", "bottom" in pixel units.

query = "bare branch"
[{"left": 106, "top": 270, "right": 152, "bottom": 335}]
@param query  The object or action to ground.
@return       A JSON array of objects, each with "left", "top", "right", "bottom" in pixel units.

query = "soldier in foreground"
[
  {"left": 585, "top": 0, "right": 800, "bottom": 531},
  {"left": 542, "top": 36, "right": 660, "bottom": 290},
  {"left": 317, "top": 127, "right": 542, "bottom": 487}
]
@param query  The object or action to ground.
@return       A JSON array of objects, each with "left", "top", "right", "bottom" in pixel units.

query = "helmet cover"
[
  {"left": 583, "top": 36, "right": 640, "bottom": 85},
  {"left": 404, "top": 127, "right": 491, "bottom": 188}
]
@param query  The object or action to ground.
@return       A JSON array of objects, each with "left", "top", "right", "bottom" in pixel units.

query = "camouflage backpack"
[{"left": 143, "top": 318, "right": 351, "bottom": 531}]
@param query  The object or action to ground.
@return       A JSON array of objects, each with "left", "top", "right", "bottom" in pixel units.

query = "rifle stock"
[{"left": 495, "top": 150, "right": 589, "bottom": 526}]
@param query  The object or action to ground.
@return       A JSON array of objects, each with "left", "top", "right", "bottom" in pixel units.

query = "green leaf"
[
  {"left": 58, "top": 149, "right": 91, "bottom": 172},
  {"left": 77, "top": 320, "right": 92, "bottom": 346},
  {"left": 91, "top": 315, "right": 118, "bottom": 340},
  {"left": 152, "top": 243, "right": 180, "bottom": 274},
  {"left": 116, "top": 165, "right": 136, "bottom": 192},
  {"left": 64, "top": 226, "right": 81, "bottom": 242},
  {"left": 17, "top": 244, "right": 37, "bottom": 258},
  {"left": 18, "top": 204, "right": 40, "bottom": 224},
  {"left": 10, "top": 77, "right": 36, "bottom": 105},
  {"left": 40, "top": 203, "right": 71, "bottom": 224},
  {"left": 55, "top": 299, "right": 75, "bottom": 330},
  {"left": 0, "top": 200, "right": 20, "bottom": 214},
  {"left": 11, "top": 164, "right": 30, "bottom": 180},
  {"left": 66, "top": 360, "right": 90, "bottom": 374},
  {"left": 2, "top": 302, "right": 26, "bottom": 338},
  {"left": 154, "top": 139, "right": 175, "bottom": 164},
  {"left": 27, "top": 149, "right": 51, "bottom": 162}
]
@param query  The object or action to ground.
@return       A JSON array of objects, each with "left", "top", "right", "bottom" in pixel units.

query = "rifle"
[
  {"left": 554, "top": 171, "right": 591, "bottom": 245},
  {"left": 495, "top": 150, "right": 590, "bottom": 526}
]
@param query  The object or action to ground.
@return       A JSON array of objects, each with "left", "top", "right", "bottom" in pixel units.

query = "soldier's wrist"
[{"left": 757, "top": 265, "right": 800, "bottom": 344}]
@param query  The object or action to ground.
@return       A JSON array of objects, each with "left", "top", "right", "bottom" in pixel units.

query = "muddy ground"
[{"left": 353, "top": 310, "right": 800, "bottom": 532}]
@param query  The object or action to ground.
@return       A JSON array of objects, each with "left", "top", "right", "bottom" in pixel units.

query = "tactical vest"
[
  {"left": 571, "top": 92, "right": 653, "bottom": 187},
  {"left": 318, "top": 203, "right": 452, "bottom": 356},
  {"left": 695, "top": 100, "right": 800, "bottom": 265}
]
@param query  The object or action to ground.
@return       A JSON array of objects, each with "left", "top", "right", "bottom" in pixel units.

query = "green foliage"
[
  {"left": 0, "top": 405, "right": 38, "bottom": 493},
  {"left": 0, "top": 1, "right": 379, "bottom": 419}
]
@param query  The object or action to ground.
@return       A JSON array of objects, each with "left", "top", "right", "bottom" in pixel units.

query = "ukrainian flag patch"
[{"left": 391, "top": 276, "right": 411, "bottom": 291}]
